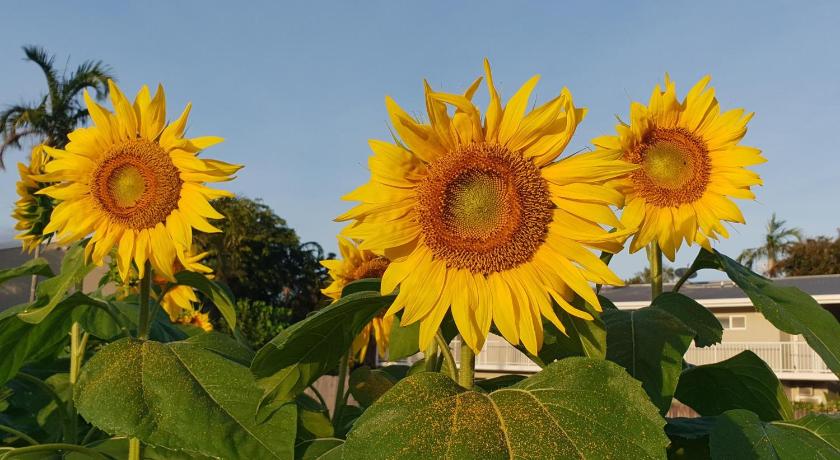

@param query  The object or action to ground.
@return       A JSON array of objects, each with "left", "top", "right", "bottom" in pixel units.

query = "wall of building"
[{"left": 713, "top": 308, "right": 787, "bottom": 342}]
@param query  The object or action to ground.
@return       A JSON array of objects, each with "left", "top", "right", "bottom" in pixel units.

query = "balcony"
[{"left": 390, "top": 336, "right": 837, "bottom": 381}]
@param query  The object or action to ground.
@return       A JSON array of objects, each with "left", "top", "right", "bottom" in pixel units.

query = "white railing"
[
  {"left": 387, "top": 336, "right": 837, "bottom": 381},
  {"left": 684, "top": 341, "right": 835, "bottom": 380}
]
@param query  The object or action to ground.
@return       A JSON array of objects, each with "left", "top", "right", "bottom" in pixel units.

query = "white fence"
[{"left": 391, "top": 336, "right": 836, "bottom": 381}]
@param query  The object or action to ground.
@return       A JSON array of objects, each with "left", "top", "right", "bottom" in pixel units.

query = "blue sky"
[{"left": 0, "top": 1, "right": 838, "bottom": 280}]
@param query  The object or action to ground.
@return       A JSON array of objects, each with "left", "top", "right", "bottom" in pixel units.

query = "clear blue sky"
[{"left": 0, "top": 1, "right": 838, "bottom": 280}]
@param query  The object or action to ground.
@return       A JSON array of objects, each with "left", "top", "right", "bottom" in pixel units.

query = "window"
[
  {"left": 799, "top": 387, "right": 814, "bottom": 397},
  {"left": 716, "top": 315, "right": 747, "bottom": 330}
]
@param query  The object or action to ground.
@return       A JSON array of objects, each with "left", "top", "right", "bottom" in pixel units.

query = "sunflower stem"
[
  {"left": 128, "top": 438, "right": 141, "bottom": 460},
  {"left": 424, "top": 340, "right": 438, "bottom": 372},
  {"left": 332, "top": 350, "right": 350, "bottom": 426},
  {"left": 67, "top": 321, "right": 81, "bottom": 443},
  {"left": 458, "top": 339, "right": 475, "bottom": 389},
  {"left": 650, "top": 242, "right": 663, "bottom": 301},
  {"left": 434, "top": 332, "right": 458, "bottom": 382},
  {"left": 137, "top": 262, "right": 152, "bottom": 340},
  {"left": 28, "top": 244, "right": 40, "bottom": 302}
]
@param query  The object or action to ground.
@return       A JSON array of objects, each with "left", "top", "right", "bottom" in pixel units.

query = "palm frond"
[
  {"left": 22, "top": 45, "right": 61, "bottom": 109},
  {"left": 65, "top": 60, "right": 114, "bottom": 101}
]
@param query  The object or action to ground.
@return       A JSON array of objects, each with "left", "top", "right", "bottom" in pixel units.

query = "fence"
[{"left": 390, "top": 336, "right": 836, "bottom": 381}]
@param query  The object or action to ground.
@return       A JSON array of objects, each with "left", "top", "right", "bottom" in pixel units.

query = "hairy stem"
[
  {"left": 650, "top": 242, "right": 663, "bottom": 301},
  {"left": 332, "top": 350, "right": 350, "bottom": 425},
  {"left": 458, "top": 339, "right": 475, "bottom": 389},
  {"left": 0, "top": 424, "right": 38, "bottom": 446},
  {"left": 434, "top": 332, "right": 458, "bottom": 382},
  {"left": 1, "top": 443, "right": 108, "bottom": 459},
  {"left": 138, "top": 261, "right": 152, "bottom": 340},
  {"left": 128, "top": 437, "right": 141, "bottom": 460}
]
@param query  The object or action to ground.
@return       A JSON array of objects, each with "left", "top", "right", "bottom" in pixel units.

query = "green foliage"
[
  {"left": 16, "top": 244, "right": 94, "bottom": 324},
  {"left": 342, "top": 358, "right": 669, "bottom": 459},
  {"left": 193, "top": 196, "right": 331, "bottom": 324},
  {"left": 251, "top": 282, "right": 396, "bottom": 413},
  {"left": 74, "top": 337, "right": 297, "bottom": 460},
  {"left": 295, "top": 438, "right": 345, "bottom": 460},
  {"left": 0, "top": 257, "right": 53, "bottom": 285},
  {"left": 651, "top": 292, "right": 723, "bottom": 347},
  {"left": 386, "top": 314, "right": 420, "bottom": 361},
  {"left": 778, "top": 232, "right": 840, "bottom": 276},
  {"left": 174, "top": 271, "right": 237, "bottom": 330},
  {"left": 348, "top": 366, "right": 395, "bottom": 408},
  {"left": 603, "top": 305, "right": 695, "bottom": 414},
  {"left": 0, "top": 45, "right": 113, "bottom": 167},
  {"left": 675, "top": 351, "right": 794, "bottom": 421},
  {"left": 710, "top": 410, "right": 840, "bottom": 459},
  {"left": 525, "top": 297, "right": 607, "bottom": 365},
  {"left": 234, "top": 299, "right": 293, "bottom": 349},
  {"left": 681, "top": 248, "right": 840, "bottom": 378}
]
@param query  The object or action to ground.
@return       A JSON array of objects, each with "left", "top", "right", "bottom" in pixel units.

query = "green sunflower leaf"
[
  {"left": 651, "top": 292, "right": 722, "bottom": 347},
  {"left": 16, "top": 243, "right": 94, "bottom": 324},
  {"left": 342, "top": 357, "right": 668, "bottom": 459},
  {"left": 74, "top": 337, "right": 297, "bottom": 460},
  {"left": 251, "top": 289, "right": 395, "bottom": 414},
  {"left": 710, "top": 410, "right": 840, "bottom": 459},
  {"left": 603, "top": 306, "right": 695, "bottom": 414},
  {"left": 682, "top": 248, "right": 840, "bottom": 378},
  {"left": 675, "top": 350, "right": 793, "bottom": 422},
  {"left": 0, "top": 256, "right": 54, "bottom": 286}
]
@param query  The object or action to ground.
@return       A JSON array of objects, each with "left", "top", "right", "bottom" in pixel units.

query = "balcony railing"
[{"left": 389, "top": 336, "right": 837, "bottom": 381}]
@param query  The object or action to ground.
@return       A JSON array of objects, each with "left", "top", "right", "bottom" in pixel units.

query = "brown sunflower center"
[
  {"left": 625, "top": 127, "right": 711, "bottom": 207},
  {"left": 91, "top": 139, "right": 182, "bottom": 229},
  {"left": 416, "top": 143, "right": 553, "bottom": 274},
  {"left": 351, "top": 258, "right": 390, "bottom": 281}
]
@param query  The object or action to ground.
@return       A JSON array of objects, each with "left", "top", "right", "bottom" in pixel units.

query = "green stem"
[
  {"left": 332, "top": 350, "right": 350, "bottom": 424},
  {"left": 28, "top": 244, "right": 40, "bottom": 303},
  {"left": 128, "top": 437, "right": 141, "bottom": 460},
  {"left": 67, "top": 321, "right": 84, "bottom": 443},
  {"left": 1, "top": 443, "right": 108, "bottom": 459},
  {"left": 80, "top": 426, "right": 99, "bottom": 446},
  {"left": 650, "top": 242, "right": 663, "bottom": 301},
  {"left": 424, "top": 340, "right": 438, "bottom": 372},
  {"left": 0, "top": 424, "right": 38, "bottom": 446},
  {"left": 458, "top": 339, "right": 475, "bottom": 389},
  {"left": 138, "top": 261, "right": 152, "bottom": 340},
  {"left": 434, "top": 332, "right": 458, "bottom": 382},
  {"left": 308, "top": 384, "right": 329, "bottom": 410}
]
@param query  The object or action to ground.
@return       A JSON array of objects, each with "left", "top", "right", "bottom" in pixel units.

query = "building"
[{"left": 391, "top": 274, "right": 840, "bottom": 404}]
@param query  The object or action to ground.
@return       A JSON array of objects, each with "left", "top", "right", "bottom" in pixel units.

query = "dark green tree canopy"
[
  {"left": 194, "top": 196, "right": 332, "bottom": 323},
  {"left": 778, "top": 232, "right": 840, "bottom": 276}
]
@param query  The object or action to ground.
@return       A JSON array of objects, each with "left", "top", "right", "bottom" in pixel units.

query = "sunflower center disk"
[
  {"left": 417, "top": 143, "right": 553, "bottom": 274},
  {"left": 91, "top": 139, "right": 183, "bottom": 230},
  {"left": 627, "top": 128, "right": 711, "bottom": 207}
]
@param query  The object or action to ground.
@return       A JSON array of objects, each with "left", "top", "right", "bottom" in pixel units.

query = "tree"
[
  {"left": 738, "top": 213, "right": 802, "bottom": 277},
  {"left": 0, "top": 45, "right": 114, "bottom": 168},
  {"left": 777, "top": 232, "right": 840, "bottom": 276},
  {"left": 194, "top": 196, "right": 333, "bottom": 328}
]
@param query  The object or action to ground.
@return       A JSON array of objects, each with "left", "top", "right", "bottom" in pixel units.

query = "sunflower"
[
  {"left": 156, "top": 250, "right": 213, "bottom": 321},
  {"left": 595, "top": 76, "right": 765, "bottom": 260},
  {"left": 13, "top": 144, "right": 54, "bottom": 252},
  {"left": 338, "top": 61, "right": 635, "bottom": 354},
  {"left": 322, "top": 237, "right": 393, "bottom": 360},
  {"left": 176, "top": 308, "right": 213, "bottom": 332},
  {"left": 37, "top": 81, "right": 241, "bottom": 282}
]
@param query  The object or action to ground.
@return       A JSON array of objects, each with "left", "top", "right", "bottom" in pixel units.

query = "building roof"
[{"left": 601, "top": 274, "right": 840, "bottom": 308}]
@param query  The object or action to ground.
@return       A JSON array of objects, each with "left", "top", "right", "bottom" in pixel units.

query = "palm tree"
[
  {"left": 738, "top": 213, "right": 803, "bottom": 277},
  {"left": 0, "top": 45, "right": 114, "bottom": 169}
]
